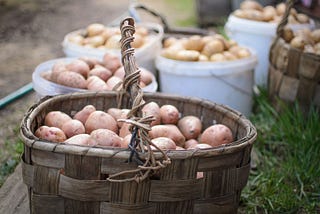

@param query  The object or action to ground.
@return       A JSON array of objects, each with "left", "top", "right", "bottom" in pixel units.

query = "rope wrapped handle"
[
  {"left": 107, "top": 17, "right": 171, "bottom": 183},
  {"left": 276, "top": 0, "right": 295, "bottom": 38}
]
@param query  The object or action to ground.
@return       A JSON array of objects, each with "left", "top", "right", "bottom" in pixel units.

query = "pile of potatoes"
[
  {"left": 41, "top": 53, "right": 154, "bottom": 91},
  {"left": 161, "top": 34, "right": 251, "bottom": 62},
  {"left": 233, "top": 0, "right": 310, "bottom": 24},
  {"left": 67, "top": 23, "right": 149, "bottom": 49},
  {"left": 282, "top": 28, "right": 320, "bottom": 55},
  {"left": 35, "top": 102, "right": 234, "bottom": 151}
]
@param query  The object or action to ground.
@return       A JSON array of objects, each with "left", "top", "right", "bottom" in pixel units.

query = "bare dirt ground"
[{"left": 0, "top": 0, "right": 190, "bottom": 162}]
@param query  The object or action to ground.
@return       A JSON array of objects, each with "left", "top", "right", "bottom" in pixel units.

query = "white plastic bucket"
[
  {"left": 155, "top": 50, "right": 258, "bottom": 117},
  {"left": 62, "top": 22, "right": 164, "bottom": 76},
  {"left": 32, "top": 58, "right": 158, "bottom": 99},
  {"left": 225, "top": 15, "right": 315, "bottom": 87}
]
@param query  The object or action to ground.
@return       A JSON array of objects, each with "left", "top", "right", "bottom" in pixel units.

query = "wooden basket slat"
[
  {"left": 286, "top": 47, "right": 301, "bottom": 78},
  {"left": 194, "top": 196, "right": 237, "bottom": 214},
  {"left": 33, "top": 165, "right": 60, "bottom": 194},
  {"left": 314, "top": 85, "right": 320, "bottom": 106},
  {"left": 100, "top": 202, "right": 156, "bottom": 214},
  {"left": 278, "top": 75, "right": 299, "bottom": 102},
  {"left": 298, "top": 53, "right": 320, "bottom": 80},
  {"left": 101, "top": 158, "right": 138, "bottom": 174},
  {"left": 275, "top": 40, "right": 289, "bottom": 71},
  {"left": 59, "top": 174, "right": 110, "bottom": 201},
  {"left": 155, "top": 200, "right": 194, "bottom": 214},
  {"left": 159, "top": 158, "right": 199, "bottom": 180},
  {"left": 296, "top": 77, "right": 318, "bottom": 105},
  {"left": 31, "top": 149, "right": 65, "bottom": 169},
  {"left": 149, "top": 179, "right": 202, "bottom": 201},
  {"left": 32, "top": 193, "right": 64, "bottom": 214}
]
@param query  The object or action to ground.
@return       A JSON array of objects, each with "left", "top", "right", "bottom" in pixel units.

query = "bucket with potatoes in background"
[
  {"left": 225, "top": 0, "right": 315, "bottom": 87},
  {"left": 156, "top": 33, "right": 258, "bottom": 117}
]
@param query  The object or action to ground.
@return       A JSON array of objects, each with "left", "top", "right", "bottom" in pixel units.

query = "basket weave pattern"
[
  {"left": 268, "top": 0, "right": 320, "bottom": 110},
  {"left": 20, "top": 92, "right": 256, "bottom": 214}
]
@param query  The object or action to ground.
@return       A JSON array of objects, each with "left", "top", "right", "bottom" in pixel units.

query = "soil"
[{"left": 0, "top": 0, "right": 188, "bottom": 162}]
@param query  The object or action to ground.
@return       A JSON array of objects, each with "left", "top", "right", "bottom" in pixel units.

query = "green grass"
[
  {"left": 165, "top": 0, "right": 197, "bottom": 27},
  {"left": 0, "top": 126, "right": 24, "bottom": 187},
  {"left": 239, "top": 88, "right": 320, "bottom": 213}
]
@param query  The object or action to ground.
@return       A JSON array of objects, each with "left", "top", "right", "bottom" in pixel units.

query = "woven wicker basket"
[
  {"left": 20, "top": 17, "right": 256, "bottom": 214},
  {"left": 268, "top": 0, "right": 320, "bottom": 111},
  {"left": 20, "top": 92, "right": 256, "bottom": 214}
]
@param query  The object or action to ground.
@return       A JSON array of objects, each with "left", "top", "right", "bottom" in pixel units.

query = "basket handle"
[
  {"left": 107, "top": 18, "right": 171, "bottom": 183},
  {"left": 276, "top": 0, "right": 296, "bottom": 38}
]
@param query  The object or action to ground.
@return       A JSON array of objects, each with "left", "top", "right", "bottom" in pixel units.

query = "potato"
[
  {"left": 176, "top": 146, "right": 185, "bottom": 150},
  {"left": 35, "top": 125, "right": 66, "bottom": 143},
  {"left": 223, "top": 51, "right": 237, "bottom": 61},
  {"left": 79, "top": 57, "right": 102, "bottom": 69},
  {"left": 178, "top": 116, "right": 202, "bottom": 140},
  {"left": 68, "top": 34, "right": 84, "bottom": 45},
  {"left": 102, "top": 53, "right": 122, "bottom": 73},
  {"left": 200, "top": 124, "right": 233, "bottom": 147},
  {"left": 66, "top": 59, "right": 90, "bottom": 77},
  {"left": 61, "top": 119, "right": 85, "bottom": 138},
  {"left": 290, "top": 36, "right": 306, "bottom": 49},
  {"left": 197, "top": 172, "right": 204, "bottom": 179},
  {"left": 149, "top": 124, "right": 185, "bottom": 147},
  {"left": 73, "top": 105, "right": 96, "bottom": 124},
  {"left": 191, "top": 143, "right": 213, "bottom": 149},
  {"left": 282, "top": 27, "right": 294, "bottom": 43},
  {"left": 88, "top": 129, "right": 122, "bottom": 147},
  {"left": 83, "top": 35, "right": 105, "bottom": 47},
  {"left": 88, "top": 65, "right": 112, "bottom": 81},
  {"left": 276, "top": 3, "right": 286, "bottom": 16},
  {"left": 198, "top": 54, "right": 209, "bottom": 61},
  {"left": 184, "top": 35, "right": 205, "bottom": 52},
  {"left": 235, "top": 48, "right": 251, "bottom": 59},
  {"left": 163, "top": 37, "right": 178, "bottom": 48},
  {"left": 140, "top": 67, "right": 153, "bottom": 86},
  {"left": 87, "top": 76, "right": 109, "bottom": 91},
  {"left": 240, "top": 0, "right": 263, "bottom": 11},
  {"left": 87, "top": 23, "right": 105, "bottom": 37},
  {"left": 119, "top": 122, "right": 132, "bottom": 138},
  {"left": 131, "top": 34, "right": 145, "bottom": 48},
  {"left": 151, "top": 137, "right": 176, "bottom": 150},
  {"left": 65, "top": 134, "right": 93, "bottom": 146},
  {"left": 107, "top": 108, "right": 130, "bottom": 127},
  {"left": 104, "top": 34, "right": 121, "bottom": 49},
  {"left": 44, "top": 111, "right": 72, "bottom": 129},
  {"left": 56, "top": 71, "right": 87, "bottom": 89},
  {"left": 141, "top": 102, "right": 161, "bottom": 126},
  {"left": 184, "top": 139, "right": 199, "bottom": 149},
  {"left": 296, "top": 13, "right": 309, "bottom": 24},
  {"left": 262, "top": 6, "right": 277, "bottom": 22},
  {"left": 51, "top": 62, "right": 67, "bottom": 82},
  {"left": 210, "top": 53, "right": 227, "bottom": 62},
  {"left": 160, "top": 104, "right": 180, "bottom": 125},
  {"left": 136, "top": 26, "right": 149, "bottom": 37},
  {"left": 85, "top": 110, "right": 118, "bottom": 134},
  {"left": 311, "top": 29, "right": 320, "bottom": 43},
  {"left": 243, "top": 9, "right": 264, "bottom": 21},
  {"left": 201, "top": 39, "right": 224, "bottom": 57},
  {"left": 175, "top": 50, "right": 200, "bottom": 61},
  {"left": 106, "top": 76, "right": 122, "bottom": 91},
  {"left": 121, "top": 134, "right": 132, "bottom": 148}
]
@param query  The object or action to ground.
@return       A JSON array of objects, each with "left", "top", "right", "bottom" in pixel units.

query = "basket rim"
[{"left": 20, "top": 91, "right": 257, "bottom": 159}]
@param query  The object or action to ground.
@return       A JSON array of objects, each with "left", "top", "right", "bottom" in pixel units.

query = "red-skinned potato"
[
  {"left": 65, "top": 134, "right": 93, "bottom": 146},
  {"left": 200, "top": 124, "right": 233, "bottom": 147},
  {"left": 119, "top": 122, "right": 131, "bottom": 138},
  {"left": 88, "top": 128, "right": 122, "bottom": 147},
  {"left": 140, "top": 68, "right": 153, "bottom": 86},
  {"left": 66, "top": 59, "right": 90, "bottom": 77},
  {"left": 121, "top": 134, "right": 132, "bottom": 148},
  {"left": 189, "top": 143, "right": 213, "bottom": 149},
  {"left": 51, "top": 62, "right": 67, "bottom": 82},
  {"left": 149, "top": 124, "right": 185, "bottom": 147},
  {"left": 160, "top": 104, "right": 180, "bottom": 125},
  {"left": 44, "top": 111, "right": 72, "bottom": 129},
  {"left": 87, "top": 76, "right": 109, "bottom": 91},
  {"left": 88, "top": 65, "right": 112, "bottom": 81},
  {"left": 151, "top": 137, "right": 176, "bottom": 150},
  {"left": 184, "top": 139, "right": 199, "bottom": 149},
  {"left": 35, "top": 125, "right": 67, "bottom": 143},
  {"left": 106, "top": 76, "right": 122, "bottom": 91},
  {"left": 56, "top": 71, "right": 87, "bottom": 89},
  {"left": 85, "top": 110, "right": 118, "bottom": 134},
  {"left": 79, "top": 57, "right": 102, "bottom": 69},
  {"left": 73, "top": 105, "right": 96, "bottom": 124},
  {"left": 107, "top": 108, "right": 130, "bottom": 127},
  {"left": 176, "top": 146, "right": 185, "bottom": 150},
  {"left": 177, "top": 115, "right": 202, "bottom": 140},
  {"left": 61, "top": 119, "right": 85, "bottom": 138},
  {"left": 141, "top": 102, "right": 161, "bottom": 126},
  {"left": 102, "top": 53, "right": 122, "bottom": 73}
]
